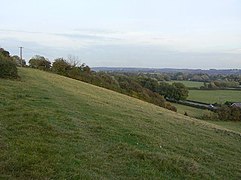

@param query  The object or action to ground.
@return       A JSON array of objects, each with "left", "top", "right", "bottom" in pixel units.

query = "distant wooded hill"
[{"left": 93, "top": 67, "right": 241, "bottom": 75}]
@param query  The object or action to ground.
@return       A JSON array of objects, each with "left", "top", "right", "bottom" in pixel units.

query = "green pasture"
[
  {"left": 188, "top": 89, "right": 241, "bottom": 104},
  {"left": 167, "top": 81, "right": 203, "bottom": 88}
]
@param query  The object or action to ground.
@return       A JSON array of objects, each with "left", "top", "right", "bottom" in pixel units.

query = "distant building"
[{"left": 231, "top": 103, "right": 241, "bottom": 108}]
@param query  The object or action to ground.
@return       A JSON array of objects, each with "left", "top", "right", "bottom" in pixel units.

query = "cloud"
[
  {"left": 226, "top": 48, "right": 241, "bottom": 54},
  {"left": 1, "top": 28, "right": 241, "bottom": 69},
  {"left": 0, "top": 28, "right": 176, "bottom": 48},
  {"left": 0, "top": 29, "right": 78, "bottom": 49}
]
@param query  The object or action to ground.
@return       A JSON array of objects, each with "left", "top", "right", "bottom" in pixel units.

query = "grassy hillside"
[
  {"left": 188, "top": 89, "right": 241, "bottom": 104},
  {"left": 1, "top": 68, "right": 241, "bottom": 179}
]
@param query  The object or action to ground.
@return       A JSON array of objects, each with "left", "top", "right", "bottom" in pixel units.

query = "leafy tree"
[
  {"left": 217, "top": 105, "right": 241, "bottom": 121},
  {"left": 172, "top": 82, "right": 189, "bottom": 100},
  {"left": 174, "top": 72, "right": 184, "bottom": 81},
  {"left": 230, "top": 107, "right": 241, "bottom": 121},
  {"left": 12, "top": 55, "right": 26, "bottom": 67},
  {"left": 0, "top": 48, "right": 10, "bottom": 57},
  {"left": 156, "top": 82, "right": 188, "bottom": 100},
  {"left": 0, "top": 48, "right": 18, "bottom": 78},
  {"left": 156, "top": 82, "right": 172, "bottom": 99},
  {"left": 202, "top": 80, "right": 240, "bottom": 89},
  {"left": 137, "top": 77, "right": 159, "bottom": 92},
  {"left": 29, "top": 55, "right": 51, "bottom": 70},
  {"left": 68, "top": 67, "right": 81, "bottom": 78},
  {"left": 52, "top": 58, "right": 71, "bottom": 76}
]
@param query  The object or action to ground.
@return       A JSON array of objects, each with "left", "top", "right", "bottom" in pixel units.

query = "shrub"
[
  {"left": 0, "top": 53, "right": 18, "bottom": 79},
  {"left": 217, "top": 106, "right": 241, "bottom": 121},
  {"left": 201, "top": 110, "right": 218, "bottom": 120},
  {"left": 52, "top": 58, "right": 71, "bottom": 76},
  {"left": 29, "top": 55, "right": 51, "bottom": 70},
  {"left": 165, "top": 102, "right": 177, "bottom": 112}
]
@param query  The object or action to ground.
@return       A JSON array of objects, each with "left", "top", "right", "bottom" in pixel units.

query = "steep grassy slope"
[{"left": 0, "top": 68, "right": 241, "bottom": 179}]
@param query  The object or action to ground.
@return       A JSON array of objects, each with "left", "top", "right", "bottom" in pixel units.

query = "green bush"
[
  {"left": 52, "top": 58, "right": 71, "bottom": 76},
  {"left": 29, "top": 55, "right": 51, "bottom": 70},
  {"left": 217, "top": 106, "right": 241, "bottom": 121},
  {"left": 0, "top": 54, "right": 18, "bottom": 78}
]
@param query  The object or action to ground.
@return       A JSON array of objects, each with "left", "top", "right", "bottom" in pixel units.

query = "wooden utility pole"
[{"left": 19, "top": 47, "right": 23, "bottom": 66}]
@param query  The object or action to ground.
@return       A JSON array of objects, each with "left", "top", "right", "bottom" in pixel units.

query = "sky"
[{"left": 1, "top": 0, "right": 241, "bottom": 69}]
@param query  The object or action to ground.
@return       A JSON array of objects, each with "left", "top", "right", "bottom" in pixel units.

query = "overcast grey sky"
[{"left": 1, "top": 0, "right": 241, "bottom": 68}]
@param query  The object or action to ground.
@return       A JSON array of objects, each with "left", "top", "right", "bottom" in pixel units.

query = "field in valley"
[
  {"left": 168, "top": 80, "right": 203, "bottom": 88},
  {"left": 169, "top": 80, "right": 241, "bottom": 104},
  {"left": 188, "top": 89, "right": 241, "bottom": 104}
]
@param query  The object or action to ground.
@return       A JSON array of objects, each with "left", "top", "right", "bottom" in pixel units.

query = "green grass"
[
  {"left": 188, "top": 89, "right": 241, "bottom": 104},
  {"left": 205, "top": 121, "right": 241, "bottom": 133},
  {"left": 168, "top": 81, "right": 204, "bottom": 88},
  {"left": 1, "top": 68, "right": 241, "bottom": 179}
]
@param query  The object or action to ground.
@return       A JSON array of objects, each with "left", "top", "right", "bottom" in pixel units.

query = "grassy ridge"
[{"left": 1, "top": 68, "right": 241, "bottom": 179}]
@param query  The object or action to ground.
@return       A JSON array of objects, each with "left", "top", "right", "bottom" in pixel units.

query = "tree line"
[
  {"left": 201, "top": 81, "right": 240, "bottom": 89},
  {"left": 134, "top": 71, "right": 241, "bottom": 87}
]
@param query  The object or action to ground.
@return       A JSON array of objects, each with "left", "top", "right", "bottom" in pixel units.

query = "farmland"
[
  {"left": 188, "top": 89, "right": 241, "bottom": 104},
  {"left": 168, "top": 80, "right": 203, "bottom": 88},
  {"left": 167, "top": 81, "right": 241, "bottom": 104}
]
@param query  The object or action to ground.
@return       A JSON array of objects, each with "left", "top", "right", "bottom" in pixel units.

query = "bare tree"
[{"left": 67, "top": 55, "right": 81, "bottom": 67}]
